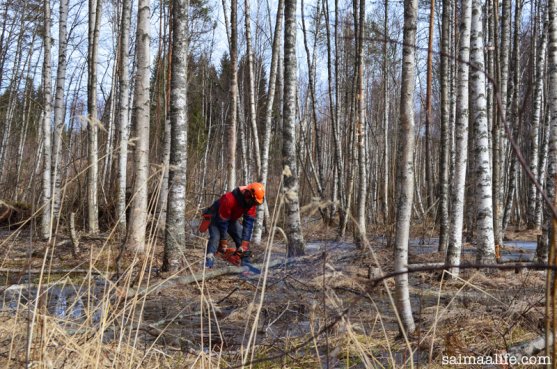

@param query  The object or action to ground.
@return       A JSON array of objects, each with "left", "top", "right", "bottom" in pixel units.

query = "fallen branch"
[{"left": 0, "top": 268, "right": 98, "bottom": 274}]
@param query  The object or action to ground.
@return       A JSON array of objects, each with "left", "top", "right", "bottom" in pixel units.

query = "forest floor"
[{"left": 0, "top": 221, "right": 548, "bottom": 368}]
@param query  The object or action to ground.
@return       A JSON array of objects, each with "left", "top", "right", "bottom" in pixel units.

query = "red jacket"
[{"left": 209, "top": 186, "right": 256, "bottom": 241}]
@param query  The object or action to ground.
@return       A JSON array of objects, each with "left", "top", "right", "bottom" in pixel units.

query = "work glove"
[
  {"left": 235, "top": 241, "right": 251, "bottom": 258},
  {"left": 240, "top": 240, "right": 250, "bottom": 252},
  {"left": 218, "top": 239, "right": 228, "bottom": 253}
]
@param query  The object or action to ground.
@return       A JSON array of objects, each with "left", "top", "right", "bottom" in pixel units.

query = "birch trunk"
[
  {"left": 471, "top": 0, "right": 495, "bottom": 264},
  {"left": 164, "top": 0, "right": 188, "bottom": 271},
  {"left": 244, "top": 0, "right": 261, "bottom": 176},
  {"left": 52, "top": 0, "right": 69, "bottom": 222},
  {"left": 542, "top": 0, "right": 557, "bottom": 265},
  {"left": 528, "top": 17, "right": 547, "bottom": 230},
  {"left": 394, "top": 0, "right": 418, "bottom": 334},
  {"left": 382, "top": 0, "right": 390, "bottom": 224},
  {"left": 227, "top": 0, "right": 238, "bottom": 190},
  {"left": 446, "top": 0, "right": 472, "bottom": 278},
  {"left": 87, "top": 0, "right": 102, "bottom": 234},
  {"left": 424, "top": 0, "right": 435, "bottom": 210},
  {"left": 40, "top": 0, "right": 53, "bottom": 241},
  {"left": 355, "top": 0, "right": 367, "bottom": 245},
  {"left": 116, "top": 0, "right": 132, "bottom": 234},
  {"left": 253, "top": 0, "right": 284, "bottom": 245},
  {"left": 126, "top": 0, "right": 151, "bottom": 252},
  {"left": 502, "top": 0, "right": 522, "bottom": 232},
  {"left": 283, "top": 0, "right": 305, "bottom": 257},
  {"left": 494, "top": 0, "right": 512, "bottom": 246},
  {"left": 438, "top": 0, "right": 451, "bottom": 252}
]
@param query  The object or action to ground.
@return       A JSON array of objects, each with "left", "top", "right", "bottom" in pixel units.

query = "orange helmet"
[{"left": 246, "top": 182, "right": 265, "bottom": 205}]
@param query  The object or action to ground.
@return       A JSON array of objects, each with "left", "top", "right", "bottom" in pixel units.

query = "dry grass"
[{"left": 0, "top": 187, "right": 549, "bottom": 368}]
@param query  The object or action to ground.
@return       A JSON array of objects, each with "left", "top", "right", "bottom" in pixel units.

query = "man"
[{"left": 200, "top": 182, "right": 265, "bottom": 268}]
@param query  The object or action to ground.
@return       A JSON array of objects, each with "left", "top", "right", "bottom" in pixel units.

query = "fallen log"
[
  {"left": 125, "top": 258, "right": 287, "bottom": 298},
  {"left": 508, "top": 334, "right": 552, "bottom": 357}
]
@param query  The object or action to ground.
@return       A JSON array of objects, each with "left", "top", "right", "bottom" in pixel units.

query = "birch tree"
[
  {"left": 244, "top": 0, "right": 261, "bottom": 176},
  {"left": 164, "top": 0, "right": 189, "bottom": 272},
  {"left": 51, "top": 0, "right": 69, "bottom": 223},
  {"left": 227, "top": 0, "right": 238, "bottom": 190},
  {"left": 542, "top": 0, "right": 557, "bottom": 264},
  {"left": 470, "top": 0, "right": 495, "bottom": 264},
  {"left": 87, "top": 0, "right": 102, "bottom": 234},
  {"left": 394, "top": 0, "right": 418, "bottom": 334},
  {"left": 126, "top": 0, "right": 151, "bottom": 252},
  {"left": 283, "top": 0, "right": 305, "bottom": 257},
  {"left": 355, "top": 0, "right": 367, "bottom": 245},
  {"left": 438, "top": 0, "right": 451, "bottom": 252},
  {"left": 528, "top": 12, "right": 547, "bottom": 230},
  {"left": 382, "top": 0, "right": 390, "bottom": 224},
  {"left": 253, "top": 0, "right": 284, "bottom": 245},
  {"left": 446, "top": 0, "right": 472, "bottom": 278},
  {"left": 116, "top": 0, "right": 132, "bottom": 234},
  {"left": 493, "top": 0, "right": 512, "bottom": 247},
  {"left": 40, "top": 0, "right": 53, "bottom": 241}
]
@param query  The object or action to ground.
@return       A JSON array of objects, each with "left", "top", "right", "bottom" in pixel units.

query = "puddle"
[
  {"left": 1, "top": 277, "right": 108, "bottom": 325},
  {"left": 406, "top": 237, "right": 537, "bottom": 262},
  {"left": 305, "top": 241, "right": 357, "bottom": 254}
]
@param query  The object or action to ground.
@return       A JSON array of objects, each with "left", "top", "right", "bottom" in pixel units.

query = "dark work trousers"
[{"left": 206, "top": 220, "right": 243, "bottom": 255}]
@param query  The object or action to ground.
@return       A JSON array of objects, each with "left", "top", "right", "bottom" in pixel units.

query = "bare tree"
[
  {"left": 471, "top": 0, "right": 495, "bottom": 264},
  {"left": 438, "top": 0, "right": 451, "bottom": 252},
  {"left": 394, "top": 0, "right": 418, "bottom": 334},
  {"left": 283, "top": 0, "right": 305, "bottom": 257},
  {"left": 51, "top": 0, "right": 69, "bottom": 224},
  {"left": 164, "top": 0, "right": 189, "bottom": 271},
  {"left": 40, "top": 0, "right": 53, "bottom": 241},
  {"left": 493, "top": 0, "right": 511, "bottom": 246},
  {"left": 528, "top": 10, "right": 547, "bottom": 230},
  {"left": 87, "top": 0, "right": 102, "bottom": 234},
  {"left": 126, "top": 0, "right": 151, "bottom": 252},
  {"left": 446, "top": 0, "right": 472, "bottom": 278},
  {"left": 244, "top": 0, "right": 261, "bottom": 176},
  {"left": 543, "top": 0, "right": 557, "bottom": 265},
  {"left": 116, "top": 0, "right": 132, "bottom": 234},
  {"left": 382, "top": 0, "right": 390, "bottom": 224},
  {"left": 253, "top": 0, "right": 284, "bottom": 245},
  {"left": 424, "top": 0, "right": 436, "bottom": 210},
  {"left": 355, "top": 0, "right": 367, "bottom": 245},
  {"left": 227, "top": 0, "right": 238, "bottom": 190}
]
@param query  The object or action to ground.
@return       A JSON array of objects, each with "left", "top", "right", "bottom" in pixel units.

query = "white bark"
[
  {"left": 244, "top": 0, "right": 261, "bottom": 176},
  {"left": 164, "top": 0, "right": 189, "bottom": 271},
  {"left": 253, "top": 0, "right": 284, "bottom": 245},
  {"left": 446, "top": 0, "right": 472, "bottom": 278},
  {"left": 126, "top": 0, "right": 151, "bottom": 252},
  {"left": 40, "top": 0, "right": 53, "bottom": 241},
  {"left": 355, "top": 0, "right": 367, "bottom": 245},
  {"left": 52, "top": 0, "right": 69, "bottom": 223},
  {"left": 283, "top": 0, "right": 305, "bottom": 257},
  {"left": 87, "top": 0, "right": 102, "bottom": 233},
  {"left": 116, "top": 0, "right": 132, "bottom": 234},
  {"left": 471, "top": 0, "right": 495, "bottom": 264},
  {"left": 544, "top": 0, "right": 557, "bottom": 264},
  {"left": 227, "top": 0, "right": 238, "bottom": 190},
  {"left": 382, "top": 0, "right": 390, "bottom": 224},
  {"left": 528, "top": 18, "right": 547, "bottom": 230},
  {"left": 438, "top": 0, "right": 451, "bottom": 252},
  {"left": 494, "top": 0, "right": 511, "bottom": 246},
  {"left": 394, "top": 0, "right": 418, "bottom": 334}
]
